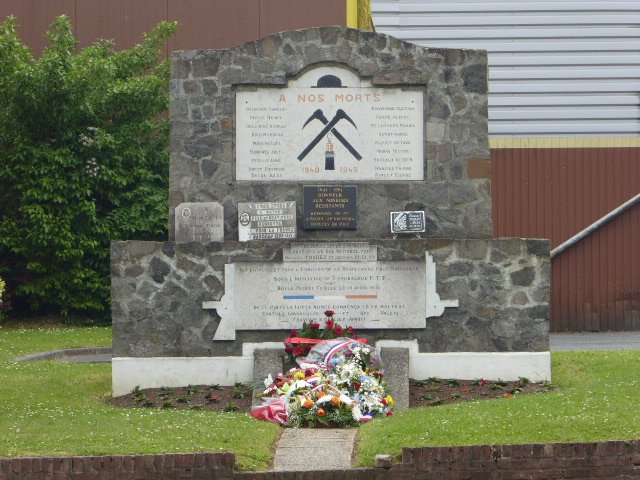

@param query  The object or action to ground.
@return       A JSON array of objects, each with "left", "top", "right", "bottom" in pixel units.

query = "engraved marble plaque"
[
  {"left": 283, "top": 242, "right": 377, "bottom": 262},
  {"left": 174, "top": 202, "right": 224, "bottom": 243},
  {"left": 238, "top": 201, "right": 296, "bottom": 241},
  {"left": 204, "top": 254, "right": 459, "bottom": 340},
  {"left": 235, "top": 66, "right": 424, "bottom": 181},
  {"left": 234, "top": 261, "right": 426, "bottom": 330}
]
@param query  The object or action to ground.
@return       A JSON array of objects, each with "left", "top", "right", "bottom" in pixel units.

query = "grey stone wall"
[
  {"left": 111, "top": 238, "right": 549, "bottom": 357},
  {"left": 169, "top": 26, "right": 492, "bottom": 240}
]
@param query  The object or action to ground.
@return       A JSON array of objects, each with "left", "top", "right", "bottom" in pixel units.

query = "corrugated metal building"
[{"left": 373, "top": 0, "right": 640, "bottom": 331}]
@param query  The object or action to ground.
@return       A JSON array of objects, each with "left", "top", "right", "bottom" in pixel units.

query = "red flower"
[
  {"left": 293, "top": 346, "right": 305, "bottom": 357},
  {"left": 381, "top": 398, "right": 388, "bottom": 406},
  {"left": 324, "top": 309, "right": 335, "bottom": 317},
  {"left": 462, "top": 387, "right": 470, "bottom": 393},
  {"left": 304, "top": 344, "right": 312, "bottom": 353},
  {"left": 304, "top": 368, "right": 314, "bottom": 377},
  {"left": 386, "top": 411, "right": 393, "bottom": 416},
  {"left": 284, "top": 346, "right": 293, "bottom": 354},
  {"left": 347, "top": 326, "right": 355, "bottom": 335},
  {"left": 481, "top": 378, "right": 487, "bottom": 385},
  {"left": 325, "top": 319, "right": 335, "bottom": 329},
  {"left": 504, "top": 393, "right": 513, "bottom": 398},
  {"left": 354, "top": 383, "right": 361, "bottom": 390},
  {"left": 290, "top": 329, "right": 299, "bottom": 337},
  {"left": 310, "top": 322, "right": 320, "bottom": 330},
  {"left": 333, "top": 325, "right": 344, "bottom": 335}
]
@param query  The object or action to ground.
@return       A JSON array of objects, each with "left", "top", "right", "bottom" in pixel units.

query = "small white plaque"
[
  {"left": 283, "top": 242, "right": 377, "bottom": 262},
  {"left": 236, "top": 66, "right": 424, "bottom": 182},
  {"left": 175, "top": 202, "right": 224, "bottom": 243},
  {"left": 238, "top": 201, "right": 296, "bottom": 242}
]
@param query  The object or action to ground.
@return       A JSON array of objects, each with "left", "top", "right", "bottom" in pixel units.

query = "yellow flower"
[
  {"left": 385, "top": 395, "right": 395, "bottom": 407},
  {"left": 293, "top": 371, "right": 305, "bottom": 380},
  {"left": 331, "top": 396, "right": 341, "bottom": 407}
]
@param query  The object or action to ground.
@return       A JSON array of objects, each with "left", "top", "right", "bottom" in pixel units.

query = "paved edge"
[
  {"left": 273, "top": 428, "right": 359, "bottom": 471},
  {"left": 14, "top": 346, "right": 113, "bottom": 363}
]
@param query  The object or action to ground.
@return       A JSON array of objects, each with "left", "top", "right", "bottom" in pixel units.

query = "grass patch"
[
  {"left": 0, "top": 326, "right": 279, "bottom": 470},
  {"left": 358, "top": 350, "right": 640, "bottom": 466}
]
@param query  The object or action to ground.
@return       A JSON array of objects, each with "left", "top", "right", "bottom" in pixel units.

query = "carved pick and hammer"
[
  {"left": 301, "top": 109, "right": 362, "bottom": 161},
  {"left": 298, "top": 109, "right": 359, "bottom": 161}
]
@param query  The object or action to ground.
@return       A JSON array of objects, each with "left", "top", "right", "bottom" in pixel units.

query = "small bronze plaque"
[{"left": 303, "top": 185, "right": 357, "bottom": 230}]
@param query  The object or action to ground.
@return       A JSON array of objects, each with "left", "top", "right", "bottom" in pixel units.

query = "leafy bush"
[{"left": 0, "top": 16, "right": 176, "bottom": 320}]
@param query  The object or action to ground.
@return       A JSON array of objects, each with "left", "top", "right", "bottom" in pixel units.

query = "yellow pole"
[
  {"left": 346, "top": 0, "right": 373, "bottom": 30},
  {"left": 346, "top": 0, "right": 358, "bottom": 28}
]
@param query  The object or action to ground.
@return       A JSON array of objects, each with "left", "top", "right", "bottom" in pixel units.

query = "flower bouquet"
[
  {"left": 283, "top": 309, "right": 367, "bottom": 364},
  {"left": 251, "top": 332, "right": 394, "bottom": 427}
]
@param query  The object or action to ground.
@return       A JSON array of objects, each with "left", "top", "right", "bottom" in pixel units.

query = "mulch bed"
[
  {"left": 110, "top": 378, "right": 551, "bottom": 413},
  {"left": 109, "top": 384, "right": 254, "bottom": 413},
  {"left": 409, "top": 377, "right": 551, "bottom": 408}
]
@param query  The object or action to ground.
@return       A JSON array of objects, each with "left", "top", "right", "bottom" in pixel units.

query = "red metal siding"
[
  {"left": 259, "top": 0, "right": 346, "bottom": 36},
  {"left": 75, "top": 0, "right": 167, "bottom": 51},
  {"left": 167, "top": 0, "right": 260, "bottom": 52},
  {"left": 0, "top": 0, "right": 76, "bottom": 55},
  {"left": 492, "top": 147, "right": 640, "bottom": 331},
  {"left": 2, "top": 0, "right": 347, "bottom": 54}
]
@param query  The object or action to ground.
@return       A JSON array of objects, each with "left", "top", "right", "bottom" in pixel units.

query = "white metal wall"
[{"left": 372, "top": 0, "right": 640, "bottom": 137}]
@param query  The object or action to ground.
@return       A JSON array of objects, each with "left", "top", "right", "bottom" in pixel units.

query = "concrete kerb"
[{"left": 14, "top": 347, "right": 113, "bottom": 363}]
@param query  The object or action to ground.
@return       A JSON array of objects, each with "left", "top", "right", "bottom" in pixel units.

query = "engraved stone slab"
[
  {"left": 238, "top": 201, "right": 296, "bottom": 242},
  {"left": 233, "top": 261, "right": 426, "bottom": 330},
  {"left": 236, "top": 66, "right": 424, "bottom": 181},
  {"left": 204, "top": 254, "right": 459, "bottom": 339},
  {"left": 174, "top": 202, "right": 224, "bottom": 243},
  {"left": 283, "top": 242, "right": 377, "bottom": 262},
  {"left": 390, "top": 211, "right": 426, "bottom": 233},
  {"left": 303, "top": 185, "right": 357, "bottom": 230}
]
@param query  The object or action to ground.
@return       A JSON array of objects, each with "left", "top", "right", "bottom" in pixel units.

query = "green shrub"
[{"left": 0, "top": 16, "right": 176, "bottom": 320}]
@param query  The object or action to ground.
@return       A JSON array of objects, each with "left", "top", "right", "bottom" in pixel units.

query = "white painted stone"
[
  {"left": 204, "top": 253, "right": 458, "bottom": 340},
  {"left": 111, "top": 346, "right": 551, "bottom": 395},
  {"left": 425, "top": 253, "right": 459, "bottom": 317},
  {"left": 111, "top": 356, "right": 254, "bottom": 396},
  {"left": 174, "top": 202, "right": 224, "bottom": 243},
  {"left": 375, "top": 340, "right": 551, "bottom": 382},
  {"left": 236, "top": 66, "right": 424, "bottom": 181},
  {"left": 237, "top": 201, "right": 296, "bottom": 241},
  {"left": 282, "top": 242, "right": 377, "bottom": 262}
]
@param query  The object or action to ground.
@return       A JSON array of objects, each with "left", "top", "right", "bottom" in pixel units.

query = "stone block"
[
  {"left": 380, "top": 347, "right": 410, "bottom": 410},
  {"left": 252, "top": 348, "right": 284, "bottom": 401}
]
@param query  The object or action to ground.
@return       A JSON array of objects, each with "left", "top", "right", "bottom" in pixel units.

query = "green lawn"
[
  {"left": 358, "top": 350, "right": 640, "bottom": 465},
  {"left": 0, "top": 326, "right": 280, "bottom": 470},
  {"left": 2, "top": 326, "right": 639, "bottom": 470}
]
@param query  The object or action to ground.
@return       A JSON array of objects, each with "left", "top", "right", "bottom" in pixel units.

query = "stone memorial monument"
[{"left": 111, "top": 26, "right": 551, "bottom": 402}]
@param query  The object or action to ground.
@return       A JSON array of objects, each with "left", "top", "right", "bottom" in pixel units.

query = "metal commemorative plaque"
[{"left": 390, "top": 210, "right": 426, "bottom": 233}]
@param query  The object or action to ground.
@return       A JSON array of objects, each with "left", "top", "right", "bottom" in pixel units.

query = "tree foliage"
[{"left": 0, "top": 16, "right": 176, "bottom": 320}]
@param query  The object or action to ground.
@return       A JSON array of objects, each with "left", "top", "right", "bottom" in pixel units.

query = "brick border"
[
  {"left": 0, "top": 452, "right": 235, "bottom": 480},
  {"left": 2, "top": 441, "right": 640, "bottom": 479}
]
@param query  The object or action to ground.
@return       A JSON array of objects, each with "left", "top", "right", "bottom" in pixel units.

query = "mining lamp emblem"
[{"left": 297, "top": 75, "right": 362, "bottom": 170}]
